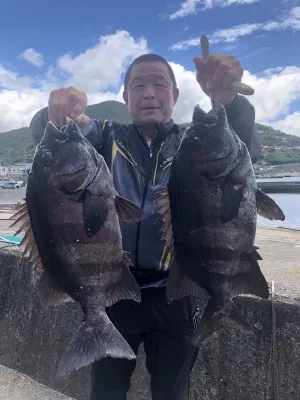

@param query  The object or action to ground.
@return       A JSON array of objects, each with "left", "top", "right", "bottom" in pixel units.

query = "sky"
[{"left": 0, "top": 0, "right": 299, "bottom": 136}]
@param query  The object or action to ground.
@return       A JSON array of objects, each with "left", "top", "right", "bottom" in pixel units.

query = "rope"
[{"left": 271, "top": 280, "right": 277, "bottom": 400}]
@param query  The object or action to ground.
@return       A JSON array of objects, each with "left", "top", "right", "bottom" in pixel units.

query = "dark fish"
[
  {"left": 156, "top": 103, "right": 285, "bottom": 344},
  {"left": 10, "top": 119, "right": 144, "bottom": 376}
]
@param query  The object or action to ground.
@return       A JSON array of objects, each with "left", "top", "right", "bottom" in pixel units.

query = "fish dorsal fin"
[
  {"left": 256, "top": 189, "right": 285, "bottom": 221},
  {"left": 115, "top": 195, "right": 144, "bottom": 222},
  {"left": 9, "top": 201, "right": 44, "bottom": 275},
  {"left": 155, "top": 187, "right": 175, "bottom": 256},
  {"left": 9, "top": 202, "right": 72, "bottom": 305}
]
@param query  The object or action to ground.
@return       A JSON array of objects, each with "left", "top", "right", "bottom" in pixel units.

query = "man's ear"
[
  {"left": 174, "top": 88, "right": 179, "bottom": 105},
  {"left": 123, "top": 91, "right": 128, "bottom": 105}
]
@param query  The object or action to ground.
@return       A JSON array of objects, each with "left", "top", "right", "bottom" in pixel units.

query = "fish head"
[
  {"left": 37, "top": 119, "right": 98, "bottom": 193},
  {"left": 180, "top": 103, "right": 235, "bottom": 169}
]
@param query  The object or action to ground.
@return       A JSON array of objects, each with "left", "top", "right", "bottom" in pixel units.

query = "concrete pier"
[
  {"left": 256, "top": 179, "right": 300, "bottom": 193},
  {"left": 0, "top": 229, "right": 300, "bottom": 400}
]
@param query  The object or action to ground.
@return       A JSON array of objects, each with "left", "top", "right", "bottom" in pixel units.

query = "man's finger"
[
  {"left": 73, "top": 113, "right": 90, "bottom": 128},
  {"left": 48, "top": 90, "right": 61, "bottom": 126},
  {"left": 194, "top": 56, "right": 205, "bottom": 70},
  {"left": 66, "top": 88, "right": 79, "bottom": 116},
  {"left": 222, "top": 67, "right": 244, "bottom": 89},
  {"left": 194, "top": 57, "right": 209, "bottom": 91},
  {"left": 71, "top": 103, "right": 86, "bottom": 119},
  {"left": 57, "top": 88, "right": 69, "bottom": 127},
  {"left": 69, "top": 88, "right": 87, "bottom": 118},
  {"left": 211, "top": 61, "right": 229, "bottom": 85}
]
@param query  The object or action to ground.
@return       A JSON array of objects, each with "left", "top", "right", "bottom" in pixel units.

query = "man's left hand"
[{"left": 194, "top": 54, "right": 244, "bottom": 105}]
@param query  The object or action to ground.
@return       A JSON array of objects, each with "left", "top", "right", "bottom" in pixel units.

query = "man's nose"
[{"left": 143, "top": 84, "right": 155, "bottom": 99}]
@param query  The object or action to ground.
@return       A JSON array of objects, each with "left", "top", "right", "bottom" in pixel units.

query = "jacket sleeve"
[
  {"left": 29, "top": 107, "right": 108, "bottom": 154},
  {"left": 224, "top": 95, "right": 261, "bottom": 164}
]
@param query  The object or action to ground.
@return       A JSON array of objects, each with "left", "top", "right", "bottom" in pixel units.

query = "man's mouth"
[{"left": 141, "top": 107, "right": 160, "bottom": 111}]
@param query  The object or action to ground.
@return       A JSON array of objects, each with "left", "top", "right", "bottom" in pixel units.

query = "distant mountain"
[
  {"left": 0, "top": 100, "right": 299, "bottom": 166},
  {"left": 256, "top": 123, "right": 300, "bottom": 147},
  {"left": 85, "top": 100, "right": 132, "bottom": 123}
]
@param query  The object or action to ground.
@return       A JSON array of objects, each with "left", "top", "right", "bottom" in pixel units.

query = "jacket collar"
[{"left": 133, "top": 119, "right": 180, "bottom": 139}]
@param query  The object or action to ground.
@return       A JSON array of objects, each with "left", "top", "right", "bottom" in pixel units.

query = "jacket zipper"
[{"left": 134, "top": 128, "right": 158, "bottom": 269}]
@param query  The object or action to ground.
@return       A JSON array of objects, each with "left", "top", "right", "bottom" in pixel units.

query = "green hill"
[
  {"left": 85, "top": 100, "right": 132, "bottom": 123},
  {"left": 256, "top": 123, "right": 300, "bottom": 147},
  {"left": 0, "top": 100, "right": 299, "bottom": 166}
]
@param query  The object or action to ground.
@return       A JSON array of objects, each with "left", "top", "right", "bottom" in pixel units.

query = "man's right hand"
[{"left": 48, "top": 87, "right": 88, "bottom": 127}]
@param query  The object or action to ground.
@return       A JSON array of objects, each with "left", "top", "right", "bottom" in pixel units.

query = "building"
[{"left": 0, "top": 163, "right": 32, "bottom": 177}]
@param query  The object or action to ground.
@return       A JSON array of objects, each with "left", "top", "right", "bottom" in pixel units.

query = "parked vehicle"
[{"left": 1, "top": 182, "right": 20, "bottom": 189}]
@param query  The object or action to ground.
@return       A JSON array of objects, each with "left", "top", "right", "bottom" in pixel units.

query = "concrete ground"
[
  {"left": 0, "top": 187, "right": 26, "bottom": 205},
  {"left": 0, "top": 365, "right": 73, "bottom": 400},
  {"left": 256, "top": 227, "right": 300, "bottom": 291}
]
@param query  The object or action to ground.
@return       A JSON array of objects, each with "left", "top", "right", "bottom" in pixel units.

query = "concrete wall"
[{"left": 1, "top": 245, "right": 300, "bottom": 400}]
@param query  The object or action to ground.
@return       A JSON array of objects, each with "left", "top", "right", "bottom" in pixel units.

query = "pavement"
[
  {"left": 0, "top": 365, "right": 74, "bottom": 400},
  {"left": 0, "top": 187, "right": 26, "bottom": 205},
  {"left": 255, "top": 227, "right": 300, "bottom": 291}
]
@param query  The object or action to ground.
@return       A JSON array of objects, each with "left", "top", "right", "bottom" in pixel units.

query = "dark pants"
[{"left": 89, "top": 287, "right": 200, "bottom": 400}]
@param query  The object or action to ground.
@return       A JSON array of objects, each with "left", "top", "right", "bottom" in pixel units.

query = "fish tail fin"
[
  {"left": 56, "top": 312, "right": 135, "bottom": 377},
  {"left": 191, "top": 299, "right": 255, "bottom": 346}
]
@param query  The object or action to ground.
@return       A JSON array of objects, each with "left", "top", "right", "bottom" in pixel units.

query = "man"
[{"left": 30, "top": 51, "right": 260, "bottom": 400}]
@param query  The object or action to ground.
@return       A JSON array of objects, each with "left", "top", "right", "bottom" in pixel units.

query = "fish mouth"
[
  {"left": 192, "top": 150, "right": 233, "bottom": 164},
  {"left": 60, "top": 164, "right": 87, "bottom": 177}
]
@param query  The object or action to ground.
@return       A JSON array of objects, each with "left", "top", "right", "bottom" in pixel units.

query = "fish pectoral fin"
[
  {"left": 38, "top": 271, "right": 73, "bottom": 306},
  {"left": 9, "top": 200, "right": 44, "bottom": 275},
  {"left": 166, "top": 261, "right": 207, "bottom": 304},
  {"left": 105, "top": 253, "right": 141, "bottom": 307},
  {"left": 256, "top": 189, "right": 285, "bottom": 221},
  {"left": 191, "top": 300, "right": 256, "bottom": 346},
  {"left": 219, "top": 182, "right": 244, "bottom": 223},
  {"left": 115, "top": 195, "right": 144, "bottom": 222},
  {"left": 83, "top": 192, "right": 109, "bottom": 237},
  {"left": 56, "top": 312, "right": 136, "bottom": 377}
]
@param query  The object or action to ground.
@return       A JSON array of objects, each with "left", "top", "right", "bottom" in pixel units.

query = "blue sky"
[{"left": 0, "top": 0, "right": 299, "bottom": 135}]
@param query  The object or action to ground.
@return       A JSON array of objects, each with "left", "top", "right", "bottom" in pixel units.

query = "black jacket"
[{"left": 30, "top": 96, "right": 261, "bottom": 285}]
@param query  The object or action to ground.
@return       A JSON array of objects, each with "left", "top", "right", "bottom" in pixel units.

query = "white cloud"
[
  {"left": 243, "top": 67, "right": 300, "bottom": 125},
  {"left": 171, "top": 6, "right": 300, "bottom": 49},
  {"left": 169, "top": 64, "right": 300, "bottom": 134},
  {"left": 0, "top": 89, "right": 49, "bottom": 132},
  {"left": 169, "top": 0, "right": 201, "bottom": 20},
  {"left": 168, "top": 0, "right": 258, "bottom": 20},
  {"left": 19, "top": 48, "right": 44, "bottom": 68},
  {"left": 169, "top": 62, "right": 211, "bottom": 123},
  {"left": 271, "top": 112, "right": 300, "bottom": 137},
  {"left": 0, "top": 30, "right": 299, "bottom": 139},
  {"left": 57, "top": 30, "right": 148, "bottom": 93},
  {"left": 0, "top": 30, "right": 149, "bottom": 132}
]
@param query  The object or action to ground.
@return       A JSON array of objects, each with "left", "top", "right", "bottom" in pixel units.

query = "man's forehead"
[{"left": 129, "top": 62, "right": 170, "bottom": 80}]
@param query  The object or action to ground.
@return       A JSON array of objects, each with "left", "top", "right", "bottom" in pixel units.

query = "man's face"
[{"left": 123, "top": 61, "right": 179, "bottom": 127}]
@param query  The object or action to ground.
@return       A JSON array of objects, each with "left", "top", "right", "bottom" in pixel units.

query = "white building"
[{"left": 0, "top": 163, "right": 32, "bottom": 176}]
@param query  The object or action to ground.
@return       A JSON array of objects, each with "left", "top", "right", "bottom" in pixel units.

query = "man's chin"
[{"left": 135, "top": 116, "right": 165, "bottom": 127}]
